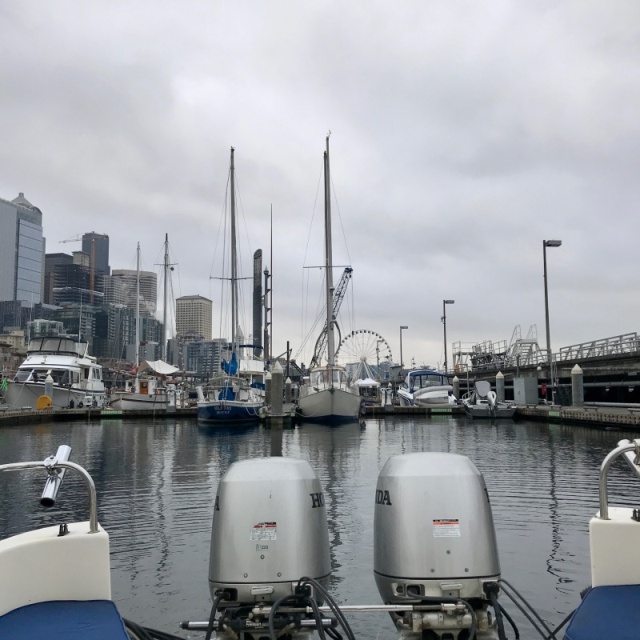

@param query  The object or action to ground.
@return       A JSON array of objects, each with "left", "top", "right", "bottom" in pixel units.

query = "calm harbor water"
[{"left": 1, "top": 415, "right": 639, "bottom": 639}]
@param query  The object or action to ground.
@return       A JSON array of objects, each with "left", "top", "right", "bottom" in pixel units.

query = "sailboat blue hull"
[{"left": 197, "top": 401, "right": 264, "bottom": 424}]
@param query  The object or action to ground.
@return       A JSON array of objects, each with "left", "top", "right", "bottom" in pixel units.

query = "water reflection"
[{"left": 1, "top": 417, "right": 639, "bottom": 638}]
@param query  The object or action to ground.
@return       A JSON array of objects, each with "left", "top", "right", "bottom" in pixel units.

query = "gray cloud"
[{"left": 1, "top": 0, "right": 639, "bottom": 368}]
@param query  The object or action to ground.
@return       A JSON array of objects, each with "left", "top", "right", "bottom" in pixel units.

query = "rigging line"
[
  {"left": 301, "top": 161, "right": 325, "bottom": 274},
  {"left": 329, "top": 172, "right": 353, "bottom": 267}
]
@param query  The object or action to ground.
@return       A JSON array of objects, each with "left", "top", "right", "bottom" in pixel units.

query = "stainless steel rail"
[
  {"left": 0, "top": 446, "right": 98, "bottom": 533},
  {"left": 598, "top": 438, "right": 640, "bottom": 520}
]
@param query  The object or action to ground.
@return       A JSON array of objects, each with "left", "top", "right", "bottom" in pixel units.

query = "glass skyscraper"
[{"left": 0, "top": 193, "right": 45, "bottom": 306}]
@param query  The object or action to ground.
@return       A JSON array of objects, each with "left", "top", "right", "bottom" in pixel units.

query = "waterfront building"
[
  {"left": 176, "top": 295, "right": 212, "bottom": 341},
  {"left": 0, "top": 193, "right": 45, "bottom": 306}
]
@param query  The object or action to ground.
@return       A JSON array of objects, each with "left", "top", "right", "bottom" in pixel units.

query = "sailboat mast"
[
  {"left": 135, "top": 242, "right": 140, "bottom": 367},
  {"left": 230, "top": 147, "right": 238, "bottom": 352},
  {"left": 324, "top": 135, "right": 335, "bottom": 367},
  {"left": 162, "top": 233, "right": 169, "bottom": 361}
]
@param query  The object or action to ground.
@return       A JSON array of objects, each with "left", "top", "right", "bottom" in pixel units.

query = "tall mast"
[
  {"left": 135, "top": 242, "right": 140, "bottom": 367},
  {"left": 230, "top": 147, "right": 238, "bottom": 352},
  {"left": 324, "top": 135, "right": 335, "bottom": 367},
  {"left": 162, "top": 233, "right": 169, "bottom": 361}
]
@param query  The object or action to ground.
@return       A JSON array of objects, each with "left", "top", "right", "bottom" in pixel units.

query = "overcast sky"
[{"left": 2, "top": 1, "right": 639, "bottom": 369}]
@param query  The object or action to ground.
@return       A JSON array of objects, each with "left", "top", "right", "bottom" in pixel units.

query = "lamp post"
[
  {"left": 399, "top": 326, "right": 408, "bottom": 371},
  {"left": 543, "top": 240, "right": 562, "bottom": 400},
  {"left": 442, "top": 300, "right": 455, "bottom": 373}
]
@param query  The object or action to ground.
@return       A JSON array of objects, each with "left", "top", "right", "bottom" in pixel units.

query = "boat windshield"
[
  {"left": 410, "top": 372, "right": 447, "bottom": 390},
  {"left": 27, "top": 337, "right": 86, "bottom": 356}
]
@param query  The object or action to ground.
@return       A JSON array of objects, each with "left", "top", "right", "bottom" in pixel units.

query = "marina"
[{"left": 1, "top": 415, "right": 639, "bottom": 639}]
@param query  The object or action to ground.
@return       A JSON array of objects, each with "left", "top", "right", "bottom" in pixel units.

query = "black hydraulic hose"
[
  {"left": 326, "top": 625, "right": 343, "bottom": 640},
  {"left": 497, "top": 602, "right": 520, "bottom": 639},
  {"left": 498, "top": 581, "right": 550, "bottom": 639},
  {"left": 124, "top": 618, "right": 186, "bottom": 640},
  {"left": 298, "top": 577, "right": 356, "bottom": 640},
  {"left": 268, "top": 594, "right": 298, "bottom": 640},
  {"left": 544, "top": 608, "right": 576, "bottom": 640},
  {"left": 304, "top": 594, "right": 328, "bottom": 640},
  {"left": 204, "top": 592, "right": 224, "bottom": 640},
  {"left": 488, "top": 588, "right": 507, "bottom": 640}
]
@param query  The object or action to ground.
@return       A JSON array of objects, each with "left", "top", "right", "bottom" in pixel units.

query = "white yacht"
[
  {"left": 396, "top": 368, "right": 454, "bottom": 407},
  {"left": 1, "top": 335, "right": 105, "bottom": 409}
]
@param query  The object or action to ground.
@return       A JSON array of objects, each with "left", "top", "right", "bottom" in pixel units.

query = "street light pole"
[
  {"left": 442, "top": 300, "right": 455, "bottom": 373},
  {"left": 399, "top": 326, "right": 408, "bottom": 371},
  {"left": 543, "top": 239, "right": 562, "bottom": 400}
]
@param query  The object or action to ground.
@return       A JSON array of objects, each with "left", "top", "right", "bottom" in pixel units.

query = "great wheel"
[{"left": 335, "top": 329, "right": 393, "bottom": 379}]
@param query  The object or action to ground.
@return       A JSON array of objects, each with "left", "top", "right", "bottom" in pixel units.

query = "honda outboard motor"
[
  {"left": 209, "top": 457, "right": 331, "bottom": 606},
  {"left": 374, "top": 452, "right": 502, "bottom": 639}
]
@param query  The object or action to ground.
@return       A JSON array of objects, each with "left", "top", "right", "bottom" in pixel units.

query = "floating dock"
[{"left": 2, "top": 403, "right": 640, "bottom": 431}]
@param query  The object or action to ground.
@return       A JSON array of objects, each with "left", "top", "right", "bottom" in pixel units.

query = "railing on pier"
[
  {"left": 558, "top": 333, "right": 640, "bottom": 361},
  {"left": 452, "top": 331, "right": 640, "bottom": 374}
]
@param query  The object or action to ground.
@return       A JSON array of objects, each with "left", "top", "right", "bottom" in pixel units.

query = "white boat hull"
[
  {"left": 463, "top": 402, "right": 516, "bottom": 419},
  {"left": 397, "top": 386, "right": 453, "bottom": 407},
  {"left": 297, "top": 387, "right": 362, "bottom": 423},
  {"left": 2, "top": 381, "right": 103, "bottom": 409},
  {"left": 109, "top": 392, "right": 168, "bottom": 411}
]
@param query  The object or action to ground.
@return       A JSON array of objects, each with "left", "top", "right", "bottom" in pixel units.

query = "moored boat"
[
  {"left": 463, "top": 380, "right": 516, "bottom": 419},
  {"left": 109, "top": 359, "right": 179, "bottom": 411},
  {"left": 1, "top": 335, "right": 105, "bottom": 409},
  {"left": 296, "top": 136, "right": 362, "bottom": 424},
  {"left": 396, "top": 368, "right": 454, "bottom": 407},
  {"left": 196, "top": 148, "right": 266, "bottom": 424}
]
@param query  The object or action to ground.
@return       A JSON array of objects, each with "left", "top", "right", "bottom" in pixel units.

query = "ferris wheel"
[{"left": 335, "top": 329, "right": 393, "bottom": 378}]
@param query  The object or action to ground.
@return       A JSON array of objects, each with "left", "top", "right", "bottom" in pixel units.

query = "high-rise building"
[
  {"left": 176, "top": 295, "right": 212, "bottom": 341},
  {"left": 43, "top": 253, "right": 73, "bottom": 304},
  {"left": 82, "top": 232, "right": 110, "bottom": 276},
  {"left": 0, "top": 193, "right": 45, "bottom": 305},
  {"left": 110, "top": 269, "right": 157, "bottom": 317}
]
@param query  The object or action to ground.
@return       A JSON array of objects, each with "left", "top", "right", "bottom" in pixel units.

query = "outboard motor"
[
  {"left": 207, "top": 457, "right": 332, "bottom": 638},
  {"left": 374, "top": 452, "right": 502, "bottom": 639}
]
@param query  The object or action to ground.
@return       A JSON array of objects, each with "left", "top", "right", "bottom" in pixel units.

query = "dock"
[{"left": 2, "top": 402, "right": 640, "bottom": 431}]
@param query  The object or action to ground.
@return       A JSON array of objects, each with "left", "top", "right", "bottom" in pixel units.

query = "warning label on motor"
[
  {"left": 250, "top": 522, "right": 277, "bottom": 541},
  {"left": 432, "top": 519, "right": 461, "bottom": 538}
]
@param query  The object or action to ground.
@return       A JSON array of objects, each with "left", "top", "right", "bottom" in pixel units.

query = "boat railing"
[
  {"left": 598, "top": 438, "right": 640, "bottom": 520},
  {"left": 0, "top": 445, "right": 98, "bottom": 533}
]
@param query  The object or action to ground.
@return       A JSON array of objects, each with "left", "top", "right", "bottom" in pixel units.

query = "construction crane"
[
  {"left": 59, "top": 232, "right": 102, "bottom": 303},
  {"left": 309, "top": 267, "right": 353, "bottom": 368}
]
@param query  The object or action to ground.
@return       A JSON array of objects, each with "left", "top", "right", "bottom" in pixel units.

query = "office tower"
[
  {"left": 82, "top": 232, "right": 110, "bottom": 276},
  {"left": 176, "top": 295, "right": 212, "bottom": 341},
  {"left": 110, "top": 269, "right": 158, "bottom": 317},
  {"left": 0, "top": 193, "right": 45, "bottom": 305}
]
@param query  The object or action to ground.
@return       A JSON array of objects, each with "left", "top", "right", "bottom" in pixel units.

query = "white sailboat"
[
  {"left": 196, "top": 148, "right": 265, "bottom": 423},
  {"left": 109, "top": 237, "right": 178, "bottom": 411},
  {"left": 296, "top": 136, "right": 362, "bottom": 423}
]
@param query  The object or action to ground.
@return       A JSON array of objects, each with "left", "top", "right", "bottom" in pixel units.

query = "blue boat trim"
[
  {"left": 0, "top": 600, "right": 129, "bottom": 640},
  {"left": 564, "top": 584, "right": 640, "bottom": 640}
]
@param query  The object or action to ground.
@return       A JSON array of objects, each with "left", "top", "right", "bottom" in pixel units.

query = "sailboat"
[
  {"left": 296, "top": 136, "right": 362, "bottom": 423},
  {"left": 196, "top": 148, "right": 266, "bottom": 424},
  {"left": 109, "top": 236, "right": 179, "bottom": 411}
]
